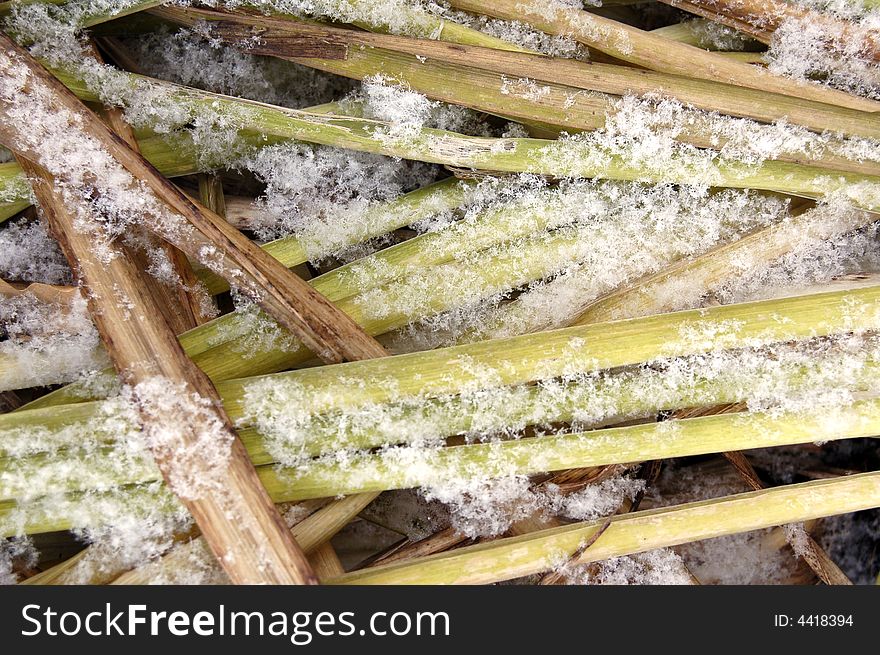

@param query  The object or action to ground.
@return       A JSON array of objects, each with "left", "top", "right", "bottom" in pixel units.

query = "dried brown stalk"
[
  {"left": 161, "top": 6, "right": 880, "bottom": 146},
  {"left": 370, "top": 528, "right": 473, "bottom": 567},
  {"left": 673, "top": 404, "right": 852, "bottom": 585},
  {"left": 0, "top": 33, "right": 387, "bottom": 364},
  {"left": 661, "top": 0, "right": 880, "bottom": 61},
  {"left": 91, "top": 41, "right": 211, "bottom": 333},
  {"left": 14, "top": 153, "right": 318, "bottom": 585},
  {"left": 309, "top": 542, "right": 346, "bottom": 579},
  {"left": 447, "top": 0, "right": 880, "bottom": 113}
]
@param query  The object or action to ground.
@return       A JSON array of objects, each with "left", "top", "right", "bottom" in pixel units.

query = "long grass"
[
  {"left": 2, "top": 286, "right": 878, "bottom": 513},
  {"left": 327, "top": 472, "right": 880, "bottom": 584}
]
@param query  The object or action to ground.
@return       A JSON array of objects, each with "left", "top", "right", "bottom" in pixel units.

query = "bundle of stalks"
[{"left": 2, "top": 0, "right": 880, "bottom": 587}]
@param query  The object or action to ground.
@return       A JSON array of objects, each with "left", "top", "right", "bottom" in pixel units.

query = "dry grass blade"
[
  {"left": 448, "top": 0, "right": 880, "bottom": 112},
  {"left": 160, "top": 7, "right": 880, "bottom": 154},
  {"left": 91, "top": 42, "right": 210, "bottom": 333},
  {"left": 673, "top": 404, "right": 852, "bottom": 585},
  {"left": 13, "top": 154, "right": 318, "bottom": 585},
  {"left": 112, "top": 493, "right": 378, "bottom": 585},
  {"left": 661, "top": 0, "right": 880, "bottom": 59},
  {"left": 328, "top": 472, "right": 880, "bottom": 585},
  {"left": 309, "top": 542, "right": 346, "bottom": 580},
  {"left": 0, "top": 33, "right": 387, "bottom": 364},
  {"left": 370, "top": 527, "right": 473, "bottom": 567}
]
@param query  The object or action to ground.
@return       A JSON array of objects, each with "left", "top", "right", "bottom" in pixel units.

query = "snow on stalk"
[
  {"left": 3, "top": 334, "right": 879, "bottom": 499},
  {"left": 181, "top": 6, "right": 880, "bottom": 152},
  {"left": 2, "top": 180, "right": 791, "bottom": 397},
  {"left": 1, "top": 286, "right": 879, "bottom": 522},
  {"left": 13, "top": 150, "right": 319, "bottom": 584},
  {"left": 329, "top": 472, "right": 880, "bottom": 585},
  {"left": 659, "top": 0, "right": 880, "bottom": 58},
  {"left": 447, "top": 0, "right": 880, "bottom": 112},
  {"left": 4, "top": 390, "right": 880, "bottom": 537},
  {"left": 0, "top": 36, "right": 389, "bottom": 364},
  {"left": 28, "top": 66, "right": 880, "bottom": 207}
]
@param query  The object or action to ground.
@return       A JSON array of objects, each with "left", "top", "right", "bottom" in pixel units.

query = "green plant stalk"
[
  {"left": 574, "top": 205, "right": 880, "bottom": 325},
  {"left": 6, "top": 286, "right": 880, "bottom": 454},
  {"left": 283, "top": 46, "right": 880, "bottom": 176},
  {"left": 721, "top": 51, "right": 767, "bottom": 64},
  {"left": 4, "top": 197, "right": 605, "bottom": 396},
  {"left": 4, "top": 396, "right": 879, "bottom": 536},
  {"left": 650, "top": 22, "right": 707, "bottom": 47},
  {"left": 47, "top": 66, "right": 880, "bottom": 201},
  {"left": 218, "top": 285, "right": 880, "bottom": 416},
  {"left": 6, "top": 216, "right": 662, "bottom": 401},
  {"left": 181, "top": 6, "right": 880, "bottom": 147},
  {"left": 2, "top": 63, "right": 879, "bottom": 214},
  {"left": 284, "top": 187, "right": 588, "bottom": 303},
  {"left": 198, "top": 177, "right": 469, "bottom": 296},
  {"left": 4, "top": 347, "right": 877, "bottom": 500},
  {"left": 327, "top": 471, "right": 880, "bottom": 584},
  {"left": 17, "top": 280, "right": 880, "bottom": 413},
  {"left": 255, "top": 396, "right": 880, "bottom": 501},
  {"left": 447, "top": 0, "right": 880, "bottom": 113},
  {"left": 0, "top": 199, "right": 30, "bottom": 223}
]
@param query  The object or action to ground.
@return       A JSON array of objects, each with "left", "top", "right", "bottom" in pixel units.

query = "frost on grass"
[
  {"left": 422, "top": 473, "right": 644, "bottom": 538},
  {"left": 0, "top": 219, "right": 71, "bottom": 285},
  {"left": 129, "top": 377, "right": 234, "bottom": 502},
  {"left": 0, "top": 537, "right": 37, "bottom": 585},
  {"left": 5, "top": 336, "right": 880, "bottom": 555},
  {"left": 717, "top": 215, "right": 880, "bottom": 307},
  {"left": 121, "top": 26, "right": 355, "bottom": 109},
  {"left": 6, "top": 3, "right": 256, "bottom": 170},
  {"left": 240, "top": 335, "right": 880, "bottom": 467},
  {"left": 0, "top": 291, "right": 109, "bottom": 391},
  {"left": 231, "top": 76, "right": 502, "bottom": 253},
  {"left": 231, "top": 335, "right": 880, "bottom": 546},
  {"left": 0, "top": 478, "right": 188, "bottom": 569},
  {"left": 61, "top": 509, "right": 193, "bottom": 585},
  {"left": 538, "top": 92, "right": 880, "bottom": 181},
  {"left": 357, "top": 74, "right": 501, "bottom": 144},
  {"left": 646, "top": 461, "right": 806, "bottom": 584},
  {"left": 554, "top": 548, "right": 693, "bottom": 586},
  {"left": 389, "top": 178, "right": 789, "bottom": 350},
  {"left": 764, "top": 1, "right": 880, "bottom": 99},
  {"left": 0, "top": 40, "right": 208, "bottom": 270},
  {"left": 234, "top": 142, "right": 440, "bottom": 248}
]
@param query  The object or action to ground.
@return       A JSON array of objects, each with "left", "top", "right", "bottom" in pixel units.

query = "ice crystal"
[
  {"left": 122, "top": 27, "right": 355, "bottom": 109},
  {"left": 0, "top": 537, "right": 37, "bottom": 585},
  {"left": 0, "top": 219, "right": 71, "bottom": 285},
  {"left": 0, "top": 291, "right": 109, "bottom": 391},
  {"left": 234, "top": 141, "right": 440, "bottom": 247},
  {"left": 764, "top": 1, "right": 880, "bottom": 99},
  {"left": 558, "top": 548, "right": 693, "bottom": 586}
]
